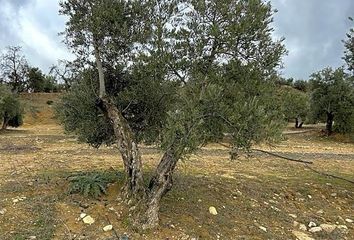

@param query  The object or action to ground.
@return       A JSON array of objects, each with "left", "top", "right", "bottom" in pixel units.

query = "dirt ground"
[{"left": 0, "top": 93, "right": 353, "bottom": 240}]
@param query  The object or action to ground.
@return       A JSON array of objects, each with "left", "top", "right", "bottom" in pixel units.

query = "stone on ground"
[
  {"left": 103, "top": 225, "right": 113, "bottom": 232},
  {"left": 319, "top": 224, "right": 336, "bottom": 233},
  {"left": 82, "top": 215, "right": 95, "bottom": 225},
  {"left": 209, "top": 206, "right": 218, "bottom": 215},
  {"left": 292, "top": 231, "right": 314, "bottom": 240}
]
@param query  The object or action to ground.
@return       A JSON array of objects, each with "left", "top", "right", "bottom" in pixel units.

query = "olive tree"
[
  {"left": 278, "top": 86, "right": 309, "bottom": 128},
  {"left": 57, "top": 0, "right": 286, "bottom": 228},
  {"left": 0, "top": 84, "right": 24, "bottom": 130},
  {"left": 343, "top": 17, "right": 354, "bottom": 75},
  {"left": 309, "top": 67, "right": 354, "bottom": 134}
]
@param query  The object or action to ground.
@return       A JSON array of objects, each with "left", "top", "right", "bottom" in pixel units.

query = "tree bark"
[
  {"left": 326, "top": 112, "right": 334, "bottom": 135},
  {"left": 295, "top": 117, "right": 303, "bottom": 128},
  {"left": 2, "top": 113, "right": 9, "bottom": 130},
  {"left": 136, "top": 147, "right": 180, "bottom": 229},
  {"left": 93, "top": 39, "right": 144, "bottom": 202},
  {"left": 93, "top": 40, "right": 106, "bottom": 98},
  {"left": 98, "top": 98, "right": 146, "bottom": 202}
]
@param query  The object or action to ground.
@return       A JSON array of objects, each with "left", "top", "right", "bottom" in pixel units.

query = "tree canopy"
[
  {"left": 309, "top": 67, "right": 354, "bottom": 134},
  {"left": 57, "top": 0, "right": 286, "bottom": 228},
  {"left": 0, "top": 84, "right": 24, "bottom": 130}
]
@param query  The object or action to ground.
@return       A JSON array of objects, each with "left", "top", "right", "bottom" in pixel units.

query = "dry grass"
[{"left": 0, "top": 93, "right": 353, "bottom": 239}]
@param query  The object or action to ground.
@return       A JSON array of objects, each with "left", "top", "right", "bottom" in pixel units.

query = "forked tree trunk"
[
  {"left": 138, "top": 148, "right": 180, "bottom": 229},
  {"left": 93, "top": 41, "right": 145, "bottom": 202},
  {"left": 2, "top": 114, "right": 10, "bottom": 130},
  {"left": 326, "top": 112, "right": 334, "bottom": 135},
  {"left": 98, "top": 98, "right": 146, "bottom": 201}
]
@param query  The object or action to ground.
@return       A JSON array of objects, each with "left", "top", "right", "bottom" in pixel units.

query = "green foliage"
[
  {"left": 309, "top": 67, "right": 354, "bottom": 133},
  {"left": 278, "top": 86, "right": 310, "bottom": 121},
  {"left": 0, "top": 84, "right": 24, "bottom": 129},
  {"left": 293, "top": 80, "right": 309, "bottom": 92},
  {"left": 343, "top": 17, "right": 354, "bottom": 75},
  {"left": 27, "top": 67, "right": 46, "bottom": 92},
  {"left": 58, "top": 0, "right": 287, "bottom": 158},
  {"left": 68, "top": 171, "right": 118, "bottom": 199}
]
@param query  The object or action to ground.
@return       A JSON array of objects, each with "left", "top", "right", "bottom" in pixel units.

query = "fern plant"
[{"left": 68, "top": 171, "right": 118, "bottom": 199}]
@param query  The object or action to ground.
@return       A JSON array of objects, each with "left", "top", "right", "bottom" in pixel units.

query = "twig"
[
  {"left": 106, "top": 215, "right": 119, "bottom": 239},
  {"left": 305, "top": 164, "right": 354, "bottom": 185},
  {"left": 253, "top": 149, "right": 354, "bottom": 185},
  {"left": 252, "top": 148, "right": 313, "bottom": 164}
]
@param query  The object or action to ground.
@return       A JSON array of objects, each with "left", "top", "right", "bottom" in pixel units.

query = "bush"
[
  {"left": 46, "top": 100, "right": 54, "bottom": 105},
  {"left": 0, "top": 84, "right": 24, "bottom": 129}
]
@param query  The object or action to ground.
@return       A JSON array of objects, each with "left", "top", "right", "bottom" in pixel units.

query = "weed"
[{"left": 68, "top": 171, "right": 118, "bottom": 199}]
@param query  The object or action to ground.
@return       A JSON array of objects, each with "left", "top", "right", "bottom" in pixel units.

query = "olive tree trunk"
[
  {"left": 295, "top": 117, "right": 303, "bottom": 128},
  {"left": 2, "top": 113, "right": 10, "bottom": 130},
  {"left": 94, "top": 42, "right": 145, "bottom": 201},
  {"left": 133, "top": 147, "right": 180, "bottom": 229},
  {"left": 98, "top": 98, "right": 146, "bottom": 201},
  {"left": 326, "top": 112, "right": 334, "bottom": 135}
]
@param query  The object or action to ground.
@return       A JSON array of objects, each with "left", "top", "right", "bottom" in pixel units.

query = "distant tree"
[
  {"left": 276, "top": 77, "right": 294, "bottom": 86},
  {"left": 49, "top": 60, "right": 78, "bottom": 90},
  {"left": 293, "top": 79, "right": 309, "bottom": 92},
  {"left": 343, "top": 17, "right": 354, "bottom": 75},
  {"left": 309, "top": 67, "right": 354, "bottom": 134},
  {"left": 57, "top": 0, "right": 286, "bottom": 228},
  {"left": 0, "top": 84, "right": 24, "bottom": 130},
  {"left": 43, "top": 75, "right": 59, "bottom": 92},
  {"left": 279, "top": 86, "right": 309, "bottom": 128},
  {"left": 0, "top": 46, "right": 29, "bottom": 92},
  {"left": 27, "top": 67, "right": 46, "bottom": 92}
]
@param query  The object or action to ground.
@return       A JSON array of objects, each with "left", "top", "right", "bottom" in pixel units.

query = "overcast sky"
[{"left": 0, "top": 0, "right": 353, "bottom": 79}]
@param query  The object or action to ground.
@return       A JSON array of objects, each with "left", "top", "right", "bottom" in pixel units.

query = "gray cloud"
[
  {"left": 271, "top": 0, "right": 353, "bottom": 79},
  {"left": 0, "top": 0, "right": 71, "bottom": 73},
  {"left": 0, "top": 0, "right": 352, "bottom": 78}
]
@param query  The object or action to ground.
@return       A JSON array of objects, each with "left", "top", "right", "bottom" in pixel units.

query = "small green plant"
[{"left": 68, "top": 171, "right": 118, "bottom": 199}]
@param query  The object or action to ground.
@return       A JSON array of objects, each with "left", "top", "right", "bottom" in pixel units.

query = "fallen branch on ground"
[
  {"left": 305, "top": 164, "right": 354, "bottom": 185},
  {"left": 253, "top": 149, "right": 354, "bottom": 185},
  {"left": 252, "top": 148, "right": 313, "bottom": 164}
]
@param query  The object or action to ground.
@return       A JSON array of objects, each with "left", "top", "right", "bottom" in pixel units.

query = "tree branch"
[{"left": 251, "top": 148, "right": 313, "bottom": 164}]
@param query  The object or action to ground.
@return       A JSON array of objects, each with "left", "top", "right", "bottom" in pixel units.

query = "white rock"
[
  {"left": 330, "top": 193, "right": 337, "bottom": 197},
  {"left": 292, "top": 231, "right": 314, "bottom": 240},
  {"left": 289, "top": 214, "right": 297, "bottom": 219},
  {"left": 80, "top": 213, "right": 87, "bottom": 219},
  {"left": 299, "top": 224, "right": 307, "bottom": 231},
  {"left": 209, "top": 206, "right": 217, "bottom": 215},
  {"left": 307, "top": 195, "right": 312, "bottom": 199},
  {"left": 258, "top": 226, "right": 267, "bottom": 232},
  {"left": 12, "top": 199, "right": 19, "bottom": 203},
  {"left": 293, "top": 221, "right": 299, "bottom": 227},
  {"left": 308, "top": 222, "right": 316, "bottom": 228},
  {"left": 103, "top": 225, "right": 113, "bottom": 232},
  {"left": 309, "top": 227, "right": 322, "bottom": 233},
  {"left": 320, "top": 224, "right": 336, "bottom": 233},
  {"left": 28, "top": 236, "right": 37, "bottom": 240},
  {"left": 0, "top": 208, "right": 6, "bottom": 215},
  {"left": 337, "top": 225, "right": 348, "bottom": 233},
  {"left": 345, "top": 218, "right": 353, "bottom": 223},
  {"left": 316, "top": 209, "right": 324, "bottom": 214},
  {"left": 82, "top": 215, "right": 95, "bottom": 225}
]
